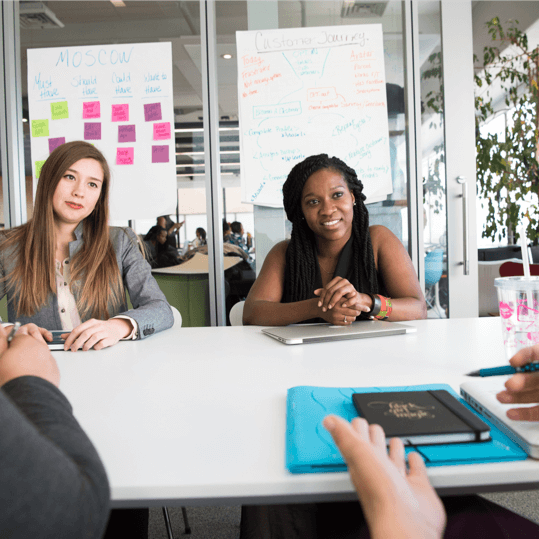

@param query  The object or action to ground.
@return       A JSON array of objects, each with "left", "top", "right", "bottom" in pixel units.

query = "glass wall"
[
  {"left": 213, "top": 1, "right": 416, "bottom": 320},
  {"left": 9, "top": 0, "right": 444, "bottom": 325},
  {"left": 418, "top": 2, "right": 448, "bottom": 318},
  {"left": 20, "top": 1, "right": 212, "bottom": 326}
]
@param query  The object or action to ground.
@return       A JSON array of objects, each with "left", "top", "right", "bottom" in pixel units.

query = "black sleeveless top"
[{"left": 282, "top": 237, "right": 388, "bottom": 322}]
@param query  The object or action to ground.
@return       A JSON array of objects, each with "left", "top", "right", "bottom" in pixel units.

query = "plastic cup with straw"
[{"left": 495, "top": 223, "right": 539, "bottom": 358}]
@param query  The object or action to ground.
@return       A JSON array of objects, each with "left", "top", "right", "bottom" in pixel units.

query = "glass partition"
[
  {"left": 20, "top": 1, "right": 212, "bottom": 326},
  {"left": 419, "top": 2, "right": 448, "bottom": 318}
]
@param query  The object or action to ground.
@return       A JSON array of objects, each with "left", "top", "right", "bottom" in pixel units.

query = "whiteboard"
[
  {"left": 236, "top": 25, "right": 392, "bottom": 208},
  {"left": 27, "top": 42, "right": 176, "bottom": 221}
]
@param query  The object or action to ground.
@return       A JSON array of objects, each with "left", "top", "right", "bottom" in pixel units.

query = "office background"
[{"left": 0, "top": 0, "right": 537, "bottom": 324}]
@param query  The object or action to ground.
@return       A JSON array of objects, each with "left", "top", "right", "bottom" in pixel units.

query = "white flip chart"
[
  {"left": 27, "top": 42, "right": 176, "bottom": 220},
  {"left": 237, "top": 24, "right": 392, "bottom": 207}
]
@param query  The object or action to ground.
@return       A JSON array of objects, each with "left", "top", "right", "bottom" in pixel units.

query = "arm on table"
[
  {"left": 371, "top": 225, "right": 427, "bottom": 321},
  {"left": 243, "top": 242, "right": 361, "bottom": 326},
  {"left": 115, "top": 227, "right": 174, "bottom": 337}
]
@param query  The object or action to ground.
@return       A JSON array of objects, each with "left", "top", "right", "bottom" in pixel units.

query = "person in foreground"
[
  {"left": 243, "top": 154, "right": 426, "bottom": 326},
  {"left": 323, "top": 415, "right": 445, "bottom": 539},
  {"left": 241, "top": 345, "right": 539, "bottom": 539},
  {"left": 317, "top": 342, "right": 539, "bottom": 539},
  {"left": 0, "top": 324, "right": 110, "bottom": 539},
  {"left": 0, "top": 141, "right": 174, "bottom": 351}
]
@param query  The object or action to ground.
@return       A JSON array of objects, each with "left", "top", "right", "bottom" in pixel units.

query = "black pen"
[
  {"left": 7, "top": 321, "right": 21, "bottom": 344},
  {"left": 467, "top": 364, "right": 539, "bottom": 377}
]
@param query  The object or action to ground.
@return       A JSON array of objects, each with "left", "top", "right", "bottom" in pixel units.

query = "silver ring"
[{"left": 344, "top": 316, "right": 347, "bottom": 323}]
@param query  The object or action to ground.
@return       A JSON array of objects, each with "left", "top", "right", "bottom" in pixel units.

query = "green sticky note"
[
  {"left": 51, "top": 101, "right": 69, "bottom": 120},
  {"left": 35, "top": 160, "right": 46, "bottom": 179},
  {"left": 31, "top": 119, "right": 49, "bottom": 137}
]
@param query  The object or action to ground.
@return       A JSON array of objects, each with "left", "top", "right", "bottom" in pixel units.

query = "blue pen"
[{"left": 467, "top": 363, "right": 539, "bottom": 377}]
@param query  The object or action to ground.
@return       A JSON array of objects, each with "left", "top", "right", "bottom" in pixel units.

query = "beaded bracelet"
[{"left": 374, "top": 296, "right": 393, "bottom": 320}]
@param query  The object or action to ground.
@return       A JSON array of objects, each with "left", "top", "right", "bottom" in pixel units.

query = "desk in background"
[
  {"left": 54, "top": 317, "right": 539, "bottom": 508},
  {"left": 151, "top": 253, "right": 242, "bottom": 327}
]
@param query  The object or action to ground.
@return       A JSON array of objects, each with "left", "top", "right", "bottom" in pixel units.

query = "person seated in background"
[
  {"left": 143, "top": 225, "right": 181, "bottom": 268},
  {"left": 157, "top": 215, "right": 184, "bottom": 249},
  {"left": 193, "top": 227, "right": 207, "bottom": 248},
  {"left": 227, "top": 221, "right": 252, "bottom": 254},
  {"left": 241, "top": 345, "right": 539, "bottom": 539},
  {"left": 0, "top": 324, "right": 109, "bottom": 539},
  {"left": 223, "top": 219, "right": 232, "bottom": 243},
  {"left": 243, "top": 154, "right": 426, "bottom": 326},
  {"left": 0, "top": 141, "right": 173, "bottom": 352}
]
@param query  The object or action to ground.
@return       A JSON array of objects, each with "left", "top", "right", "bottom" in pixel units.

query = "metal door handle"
[{"left": 457, "top": 176, "right": 469, "bottom": 275}]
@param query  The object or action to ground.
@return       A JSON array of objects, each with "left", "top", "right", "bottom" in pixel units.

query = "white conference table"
[{"left": 54, "top": 317, "right": 539, "bottom": 508}]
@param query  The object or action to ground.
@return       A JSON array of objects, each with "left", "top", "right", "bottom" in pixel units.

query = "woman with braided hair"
[{"left": 244, "top": 154, "right": 426, "bottom": 325}]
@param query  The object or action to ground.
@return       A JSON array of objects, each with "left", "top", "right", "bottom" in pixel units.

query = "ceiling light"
[
  {"left": 110, "top": 0, "right": 126, "bottom": 7},
  {"left": 222, "top": 54, "right": 233, "bottom": 60}
]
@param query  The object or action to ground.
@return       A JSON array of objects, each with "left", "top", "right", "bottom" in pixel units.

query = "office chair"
[
  {"left": 424, "top": 250, "right": 444, "bottom": 317},
  {"left": 499, "top": 261, "right": 539, "bottom": 277},
  {"left": 229, "top": 300, "right": 245, "bottom": 326}
]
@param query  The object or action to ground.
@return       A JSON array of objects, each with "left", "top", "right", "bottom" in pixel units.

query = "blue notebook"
[{"left": 286, "top": 384, "right": 528, "bottom": 474}]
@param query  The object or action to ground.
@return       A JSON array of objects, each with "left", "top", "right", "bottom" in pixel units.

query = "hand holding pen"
[
  {"left": 492, "top": 344, "right": 539, "bottom": 421},
  {"left": 0, "top": 323, "right": 60, "bottom": 388},
  {"left": 6, "top": 321, "right": 21, "bottom": 344}
]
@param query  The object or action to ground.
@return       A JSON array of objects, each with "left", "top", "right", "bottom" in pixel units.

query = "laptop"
[
  {"left": 261, "top": 320, "right": 416, "bottom": 345},
  {"left": 460, "top": 377, "right": 539, "bottom": 458}
]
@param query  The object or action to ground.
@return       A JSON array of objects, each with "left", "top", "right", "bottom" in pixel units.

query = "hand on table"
[
  {"left": 0, "top": 324, "right": 59, "bottom": 387},
  {"left": 62, "top": 318, "right": 132, "bottom": 352},
  {"left": 323, "top": 415, "right": 445, "bottom": 539},
  {"left": 496, "top": 344, "right": 539, "bottom": 420}
]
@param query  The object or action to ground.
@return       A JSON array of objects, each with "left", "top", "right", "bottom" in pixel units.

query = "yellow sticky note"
[
  {"left": 31, "top": 119, "right": 49, "bottom": 138},
  {"left": 51, "top": 101, "right": 69, "bottom": 120},
  {"left": 35, "top": 160, "right": 46, "bottom": 179}
]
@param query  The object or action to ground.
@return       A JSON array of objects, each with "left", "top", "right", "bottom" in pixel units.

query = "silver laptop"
[
  {"left": 461, "top": 377, "right": 539, "bottom": 458},
  {"left": 261, "top": 320, "right": 416, "bottom": 345}
]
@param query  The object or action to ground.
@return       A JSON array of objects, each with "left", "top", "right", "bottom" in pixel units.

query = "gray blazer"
[{"left": 0, "top": 225, "right": 174, "bottom": 339}]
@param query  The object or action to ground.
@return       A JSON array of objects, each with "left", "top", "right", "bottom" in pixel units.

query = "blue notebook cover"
[{"left": 286, "top": 384, "right": 528, "bottom": 474}]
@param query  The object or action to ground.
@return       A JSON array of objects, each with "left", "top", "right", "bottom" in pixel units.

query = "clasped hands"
[
  {"left": 12, "top": 318, "right": 132, "bottom": 352},
  {"left": 314, "top": 277, "right": 372, "bottom": 325}
]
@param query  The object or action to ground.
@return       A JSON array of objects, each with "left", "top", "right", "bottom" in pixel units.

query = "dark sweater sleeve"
[{"left": 0, "top": 376, "right": 110, "bottom": 539}]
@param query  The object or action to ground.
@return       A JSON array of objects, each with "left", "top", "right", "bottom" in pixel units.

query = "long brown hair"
[{"left": 2, "top": 140, "right": 124, "bottom": 319}]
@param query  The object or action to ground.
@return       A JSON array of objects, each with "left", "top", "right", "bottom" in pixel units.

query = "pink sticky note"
[
  {"left": 83, "top": 101, "right": 100, "bottom": 119},
  {"left": 112, "top": 104, "right": 129, "bottom": 122},
  {"left": 152, "top": 145, "right": 169, "bottom": 163},
  {"left": 153, "top": 122, "right": 171, "bottom": 140},
  {"left": 116, "top": 147, "right": 134, "bottom": 165},
  {"left": 118, "top": 125, "right": 136, "bottom": 143},
  {"left": 84, "top": 123, "right": 101, "bottom": 140},
  {"left": 48, "top": 137, "right": 66, "bottom": 153},
  {"left": 144, "top": 102, "right": 162, "bottom": 122}
]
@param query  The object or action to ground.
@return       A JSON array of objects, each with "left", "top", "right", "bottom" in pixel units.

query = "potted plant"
[{"left": 475, "top": 17, "right": 539, "bottom": 245}]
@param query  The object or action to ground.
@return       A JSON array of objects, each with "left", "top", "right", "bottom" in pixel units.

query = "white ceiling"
[{"left": 20, "top": 1, "right": 444, "bottom": 122}]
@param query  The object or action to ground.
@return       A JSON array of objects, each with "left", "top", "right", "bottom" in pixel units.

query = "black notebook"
[{"left": 352, "top": 389, "right": 491, "bottom": 445}]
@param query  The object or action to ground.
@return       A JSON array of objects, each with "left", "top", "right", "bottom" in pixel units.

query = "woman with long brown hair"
[{"left": 0, "top": 140, "right": 173, "bottom": 351}]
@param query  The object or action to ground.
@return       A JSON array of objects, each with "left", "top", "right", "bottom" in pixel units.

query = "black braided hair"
[{"left": 282, "top": 154, "right": 378, "bottom": 302}]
